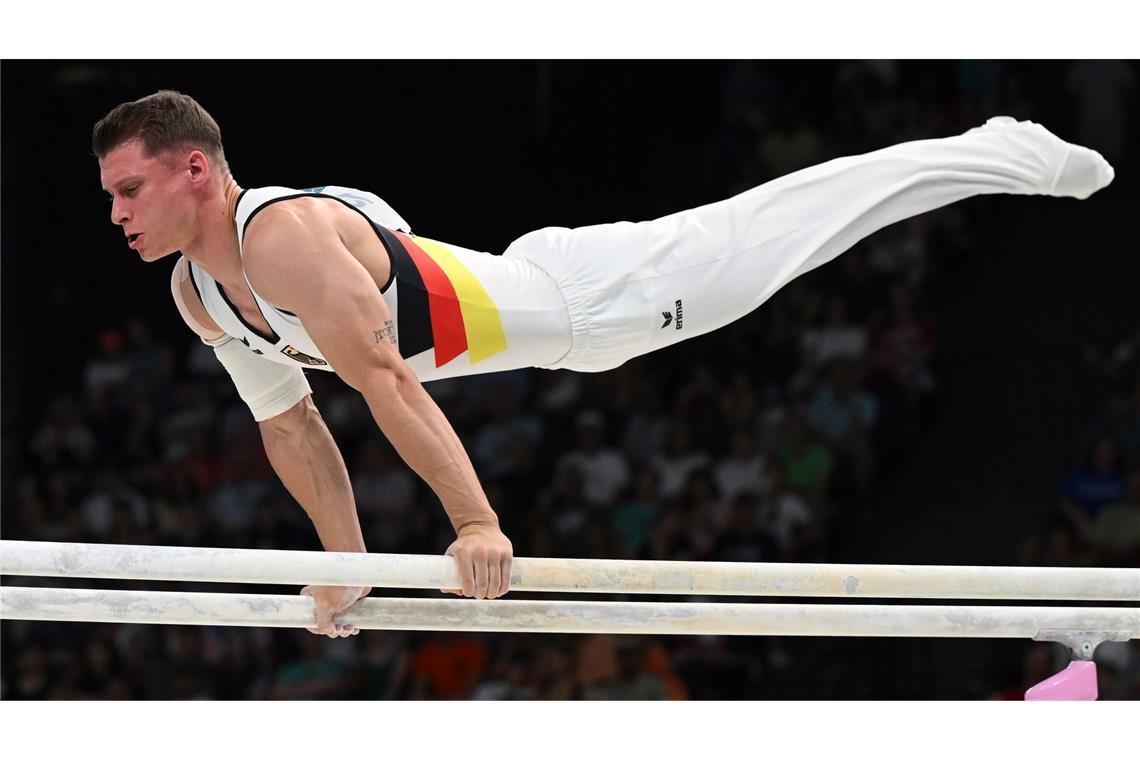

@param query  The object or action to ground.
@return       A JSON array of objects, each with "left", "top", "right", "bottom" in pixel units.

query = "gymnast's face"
[{"left": 99, "top": 139, "right": 208, "bottom": 262}]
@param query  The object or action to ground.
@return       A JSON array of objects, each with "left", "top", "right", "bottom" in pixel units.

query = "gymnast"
[{"left": 93, "top": 90, "right": 1114, "bottom": 636}]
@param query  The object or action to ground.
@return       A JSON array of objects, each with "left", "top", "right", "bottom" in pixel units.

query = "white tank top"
[{"left": 188, "top": 185, "right": 571, "bottom": 382}]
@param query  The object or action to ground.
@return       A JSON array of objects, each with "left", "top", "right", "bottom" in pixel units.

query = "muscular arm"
[
  {"left": 172, "top": 255, "right": 369, "bottom": 635},
  {"left": 170, "top": 256, "right": 363, "bottom": 553},
  {"left": 243, "top": 202, "right": 510, "bottom": 597},
  {"left": 259, "top": 396, "right": 365, "bottom": 553}
]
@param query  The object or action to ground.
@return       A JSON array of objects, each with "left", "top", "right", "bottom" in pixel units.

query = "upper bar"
[{"left": 3, "top": 540, "right": 1137, "bottom": 600}]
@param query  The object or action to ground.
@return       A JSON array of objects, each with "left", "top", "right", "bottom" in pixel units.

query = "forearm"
[
  {"left": 259, "top": 396, "right": 366, "bottom": 553},
  {"left": 361, "top": 367, "right": 499, "bottom": 534}
]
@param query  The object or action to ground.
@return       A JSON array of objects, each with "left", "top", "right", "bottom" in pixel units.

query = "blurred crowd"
[
  {"left": 993, "top": 326, "right": 1140, "bottom": 700},
  {"left": 3, "top": 61, "right": 1137, "bottom": 700},
  {"left": 1020, "top": 328, "right": 1140, "bottom": 573}
]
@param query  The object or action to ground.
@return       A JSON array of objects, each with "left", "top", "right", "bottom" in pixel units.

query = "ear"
[{"left": 186, "top": 149, "right": 211, "bottom": 184}]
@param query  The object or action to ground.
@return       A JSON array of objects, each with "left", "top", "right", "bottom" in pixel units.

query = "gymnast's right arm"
[{"left": 170, "top": 258, "right": 368, "bottom": 638}]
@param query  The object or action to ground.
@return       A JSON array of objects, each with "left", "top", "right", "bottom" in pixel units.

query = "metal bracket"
[{"left": 1034, "top": 629, "right": 1132, "bottom": 660}]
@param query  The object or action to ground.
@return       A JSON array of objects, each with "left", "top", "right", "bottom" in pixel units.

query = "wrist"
[
  {"left": 320, "top": 536, "right": 368, "bottom": 553},
  {"left": 455, "top": 518, "right": 501, "bottom": 536}
]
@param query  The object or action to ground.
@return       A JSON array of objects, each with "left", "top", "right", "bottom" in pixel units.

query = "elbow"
[
  {"left": 361, "top": 363, "right": 418, "bottom": 397},
  {"left": 341, "top": 351, "right": 418, "bottom": 398},
  {"left": 349, "top": 364, "right": 423, "bottom": 418}
]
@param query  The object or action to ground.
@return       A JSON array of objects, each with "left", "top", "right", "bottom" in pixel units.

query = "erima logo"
[
  {"left": 675, "top": 299, "right": 683, "bottom": 330},
  {"left": 661, "top": 299, "right": 684, "bottom": 330}
]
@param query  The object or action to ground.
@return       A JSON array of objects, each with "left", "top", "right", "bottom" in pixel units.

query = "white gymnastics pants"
[{"left": 501, "top": 117, "right": 1113, "bottom": 373}]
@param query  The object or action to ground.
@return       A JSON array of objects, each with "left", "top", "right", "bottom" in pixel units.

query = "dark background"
[{"left": 2, "top": 60, "right": 1138, "bottom": 700}]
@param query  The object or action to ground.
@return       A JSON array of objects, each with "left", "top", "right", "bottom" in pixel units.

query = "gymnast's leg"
[{"left": 504, "top": 117, "right": 1115, "bottom": 372}]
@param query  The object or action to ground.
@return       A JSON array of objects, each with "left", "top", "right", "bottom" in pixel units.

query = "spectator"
[
  {"left": 472, "top": 381, "right": 543, "bottom": 479},
  {"left": 554, "top": 410, "right": 630, "bottom": 507},
  {"left": 808, "top": 361, "right": 877, "bottom": 446},
  {"left": 352, "top": 439, "right": 416, "bottom": 526},
  {"left": 7, "top": 644, "right": 52, "bottom": 700},
  {"left": 652, "top": 421, "right": 711, "bottom": 500},
  {"left": 620, "top": 376, "right": 669, "bottom": 462},
  {"left": 719, "top": 369, "right": 762, "bottom": 428},
  {"left": 800, "top": 296, "right": 869, "bottom": 370},
  {"left": 124, "top": 317, "right": 173, "bottom": 388},
  {"left": 602, "top": 641, "right": 670, "bottom": 700},
  {"left": 575, "top": 634, "right": 621, "bottom": 699},
  {"left": 360, "top": 633, "right": 412, "bottom": 700},
  {"left": 267, "top": 634, "right": 353, "bottom": 700},
  {"left": 612, "top": 464, "right": 664, "bottom": 559},
  {"left": 31, "top": 396, "right": 97, "bottom": 470},
  {"left": 757, "top": 461, "right": 818, "bottom": 560},
  {"left": 866, "top": 222, "right": 930, "bottom": 287},
  {"left": 1089, "top": 469, "right": 1140, "bottom": 565},
  {"left": 713, "top": 429, "right": 769, "bottom": 506},
  {"left": 83, "top": 328, "right": 132, "bottom": 406},
  {"left": 541, "top": 464, "right": 592, "bottom": 556},
  {"left": 870, "top": 282, "right": 937, "bottom": 396},
  {"left": 776, "top": 413, "right": 833, "bottom": 507},
  {"left": 807, "top": 360, "right": 877, "bottom": 497},
  {"left": 471, "top": 654, "right": 535, "bottom": 700},
  {"left": 79, "top": 468, "right": 148, "bottom": 540},
  {"left": 1059, "top": 435, "right": 1128, "bottom": 538},
  {"left": 408, "top": 634, "right": 489, "bottom": 699},
  {"left": 830, "top": 247, "right": 887, "bottom": 325},
  {"left": 207, "top": 451, "right": 271, "bottom": 537},
  {"left": 757, "top": 105, "right": 825, "bottom": 179},
  {"left": 529, "top": 642, "right": 577, "bottom": 699},
  {"left": 209, "top": 630, "right": 272, "bottom": 699},
  {"left": 714, "top": 493, "right": 780, "bottom": 563}
]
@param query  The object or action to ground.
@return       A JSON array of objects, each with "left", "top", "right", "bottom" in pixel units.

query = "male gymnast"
[{"left": 93, "top": 90, "right": 1114, "bottom": 636}]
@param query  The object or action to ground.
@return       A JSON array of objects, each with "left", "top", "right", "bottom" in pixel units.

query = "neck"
[{"left": 181, "top": 176, "right": 245, "bottom": 289}]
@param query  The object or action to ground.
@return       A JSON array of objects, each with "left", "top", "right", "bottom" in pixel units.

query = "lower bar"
[{"left": 2, "top": 586, "right": 1138, "bottom": 638}]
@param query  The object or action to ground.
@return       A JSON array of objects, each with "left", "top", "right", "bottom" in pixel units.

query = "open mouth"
[{"left": 128, "top": 233, "right": 143, "bottom": 249}]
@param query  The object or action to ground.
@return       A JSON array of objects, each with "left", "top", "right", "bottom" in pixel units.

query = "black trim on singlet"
[
  {"left": 239, "top": 191, "right": 397, "bottom": 294},
  {"left": 189, "top": 257, "right": 285, "bottom": 342},
  {"left": 232, "top": 189, "right": 302, "bottom": 319},
  {"left": 213, "top": 280, "right": 281, "bottom": 345},
  {"left": 373, "top": 225, "right": 433, "bottom": 361},
  {"left": 186, "top": 259, "right": 205, "bottom": 306}
]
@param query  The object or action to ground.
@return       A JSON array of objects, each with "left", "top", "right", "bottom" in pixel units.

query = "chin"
[{"left": 142, "top": 247, "right": 178, "bottom": 262}]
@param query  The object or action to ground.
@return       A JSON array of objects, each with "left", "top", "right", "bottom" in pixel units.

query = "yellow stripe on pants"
[{"left": 414, "top": 237, "right": 508, "bottom": 363}]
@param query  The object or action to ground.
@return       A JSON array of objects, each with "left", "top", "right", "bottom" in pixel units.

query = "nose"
[{"left": 110, "top": 196, "right": 130, "bottom": 226}]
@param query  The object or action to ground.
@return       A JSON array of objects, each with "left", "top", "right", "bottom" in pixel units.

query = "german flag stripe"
[
  {"left": 391, "top": 231, "right": 469, "bottom": 367},
  {"left": 375, "top": 226, "right": 433, "bottom": 361},
  {"left": 412, "top": 236, "right": 508, "bottom": 364},
  {"left": 374, "top": 226, "right": 508, "bottom": 367}
]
